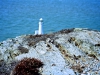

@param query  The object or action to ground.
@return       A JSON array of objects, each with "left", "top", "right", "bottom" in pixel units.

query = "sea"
[{"left": 0, "top": 0, "right": 100, "bottom": 42}]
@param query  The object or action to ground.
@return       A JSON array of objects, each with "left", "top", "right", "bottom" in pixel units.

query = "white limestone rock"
[{"left": 0, "top": 28, "right": 100, "bottom": 75}]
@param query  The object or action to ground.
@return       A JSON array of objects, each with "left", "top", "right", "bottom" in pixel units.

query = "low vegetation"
[{"left": 11, "top": 58, "right": 43, "bottom": 75}]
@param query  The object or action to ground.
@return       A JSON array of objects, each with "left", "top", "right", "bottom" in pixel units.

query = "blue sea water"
[{"left": 0, "top": 0, "right": 100, "bottom": 41}]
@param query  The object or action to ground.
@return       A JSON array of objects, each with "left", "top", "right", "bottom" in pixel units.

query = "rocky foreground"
[{"left": 0, "top": 28, "right": 100, "bottom": 75}]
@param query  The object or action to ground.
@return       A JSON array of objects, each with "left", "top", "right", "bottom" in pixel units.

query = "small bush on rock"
[{"left": 11, "top": 58, "right": 43, "bottom": 75}]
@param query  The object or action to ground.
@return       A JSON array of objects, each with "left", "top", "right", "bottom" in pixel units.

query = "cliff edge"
[{"left": 0, "top": 28, "right": 100, "bottom": 75}]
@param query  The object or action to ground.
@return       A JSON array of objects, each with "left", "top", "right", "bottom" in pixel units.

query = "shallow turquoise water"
[{"left": 0, "top": 0, "right": 100, "bottom": 41}]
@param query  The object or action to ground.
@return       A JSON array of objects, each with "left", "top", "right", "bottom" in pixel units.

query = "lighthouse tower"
[{"left": 38, "top": 18, "right": 43, "bottom": 35}]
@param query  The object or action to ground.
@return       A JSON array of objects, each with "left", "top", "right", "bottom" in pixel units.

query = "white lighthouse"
[
  {"left": 34, "top": 18, "right": 43, "bottom": 35},
  {"left": 38, "top": 18, "right": 43, "bottom": 35}
]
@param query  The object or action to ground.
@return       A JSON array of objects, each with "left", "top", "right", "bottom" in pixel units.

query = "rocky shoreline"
[{"left": 0, "top": 28, "right": 100, "bottom": 75}]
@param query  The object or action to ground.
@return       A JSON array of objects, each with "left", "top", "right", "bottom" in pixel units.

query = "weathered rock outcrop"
[{"left": 0, "top": 28, "right": 100, "bottom": 75}]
